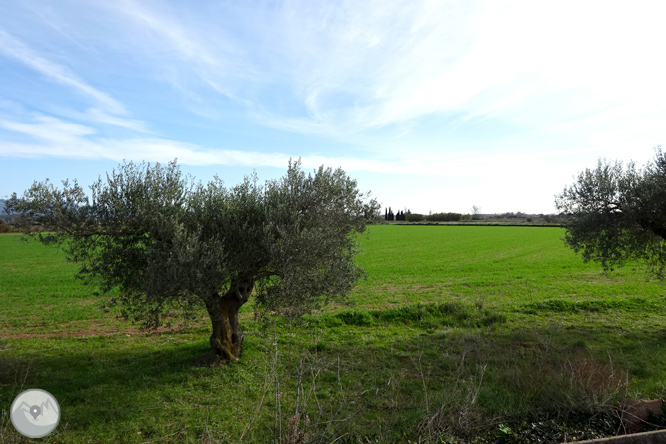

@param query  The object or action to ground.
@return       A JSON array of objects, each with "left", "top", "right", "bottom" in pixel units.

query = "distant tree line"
[
  {"left": 384, "top": 208, "right": 407, "bottom": 221},
  {"left": 497, "top": 212, "right": 528, "bottom": 219},
  {"left": 414, "top": 212, "right": 470, "bottom": 222},
  {"left": 382, "top": 207, "right": 562, "bottom": 224},
  {"left": 384, "top": 208, "right": 470, "bottom": 222}
]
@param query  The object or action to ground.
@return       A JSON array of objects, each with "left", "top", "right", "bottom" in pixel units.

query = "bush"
[
  {"left": 0, "top": 219, "right": 14, "bottom": 233},
  {"left": 405, "top": 213, "right": 425, "bottom": 222},
  {"left": 426, "top": 212, "right": 463, "bottom": 222}
]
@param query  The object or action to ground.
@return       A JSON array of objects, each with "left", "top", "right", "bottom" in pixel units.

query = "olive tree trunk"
[{"left": 204, "top": 281, "right": 253, "bottom": 361}]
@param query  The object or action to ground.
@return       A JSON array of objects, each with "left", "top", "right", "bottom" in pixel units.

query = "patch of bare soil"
[
  {"left": 2, "top": 312, "right": 256, "bottom": 339},
  {"left": 2, "top": 324, "right": 195, "bottom": 339}
]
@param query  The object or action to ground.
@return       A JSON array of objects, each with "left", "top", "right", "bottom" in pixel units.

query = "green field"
[{"left": 2, "top": 226, "right": 666, "bottom": 443}]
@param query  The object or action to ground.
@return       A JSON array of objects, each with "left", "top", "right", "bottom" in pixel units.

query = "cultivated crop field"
[{"left": 2, "top": 226, "right": 666, "bottom": 443}]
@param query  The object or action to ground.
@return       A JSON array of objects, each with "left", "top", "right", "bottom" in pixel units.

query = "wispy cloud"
[
  {"left": 0, "top": 28, "right": 126, "bottom": 115},
  {"left": 22, "top": 0, "right": 660, "bottom": 147},
  {"left": 106, "top": 0, "right": 251, "bottom": 101},
  {"left": 94, "top": 0, "right": 484, "bottom": 134},
  {"left": 276, "top": 0, "right": 666, "bottom": 136},
  {"left": 1, "top": 116, "right": 96, "bottom": 140},
  {"left": 0, "top": 26, "right": 159, "bottom": 138},
  {"left": 100, "top": 0, "right": 664, "bottom": 149},
  {"left": 0, "top": 114, "right": 592, "bottom": 180},
  {"left": 83, "top": 109, "right": 151, "bottom": 133},
  {"left": 1, "top": 0, "right": 664, "bottom": 203}
]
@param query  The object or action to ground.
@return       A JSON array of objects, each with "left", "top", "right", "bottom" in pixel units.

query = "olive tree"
[
  {"left": 7, "top": 160, "right": 380, "bottom": 360},
  {"left": 555, "top": 147, "right": 666, "bottom": 277}
]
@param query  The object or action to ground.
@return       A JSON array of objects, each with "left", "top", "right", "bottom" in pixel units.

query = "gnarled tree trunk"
[{"left": 204, "top": 279, "right": 253, "bottom": 361}]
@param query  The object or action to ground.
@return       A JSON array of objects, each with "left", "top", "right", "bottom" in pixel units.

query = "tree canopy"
[
  {"left": 555, "top": 147, "right": 666, "bottom": 277},
  {"left": 7, "top": 159, "right": 380, "bottom": 360}
]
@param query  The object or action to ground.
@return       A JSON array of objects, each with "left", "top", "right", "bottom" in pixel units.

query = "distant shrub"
[
  {"left": 0, "top": 219, "right": 14, "bottom": 233},
  {"left": 406, "top": 213, "right": 425, "bottom": 222},
  {"left": 426, "top": 212, "right": 463, "bottom": 222},
  {"left": 500, "top": 212, "right": 528, "bottom": 219},
  {"left": 543, "top": 214, "right": 557, "bottom": 224}
]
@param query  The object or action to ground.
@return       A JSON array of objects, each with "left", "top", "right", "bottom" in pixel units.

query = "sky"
[{"left": 1, "top": 1, "right": 664, "bottom": 215}]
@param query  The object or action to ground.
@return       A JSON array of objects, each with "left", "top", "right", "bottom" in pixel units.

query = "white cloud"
[
  {"left": 1, "top": 116, "right": 96, "bottom": 140},
  {"left": 0, "top": 114, "right": 600, "bottom": 181},
  {"left": 24, "top": 0, "right": 660, "bottom": 150},
  {"left": 0, "top": 28, "right": 157, "bottom": 136},
  {"left": 83, "top": 109, "right": 151, "bottom": 133},
  {"left": 0, "top": 29, "right": 126, "bottom": 115},
  {"left": 1, "top": 0, "right": 664, "bottom": 200},
  {"left": 105, "top": 0, "right": 249, "bottom": 100},
  {"left": 299, "top": 1, "right": 664, "bottom": 147}
]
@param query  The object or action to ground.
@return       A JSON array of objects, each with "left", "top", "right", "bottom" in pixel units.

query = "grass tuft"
[
  {"left": 521, "top": 297, "right": 666, "bottom": 314},
  {"left": 315, "top": 302, "right": 507, "bottom": 330}
]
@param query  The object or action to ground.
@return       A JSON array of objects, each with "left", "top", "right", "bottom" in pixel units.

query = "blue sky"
[{"left": 1, "top": 1, "right": 664, "bottom": 214}]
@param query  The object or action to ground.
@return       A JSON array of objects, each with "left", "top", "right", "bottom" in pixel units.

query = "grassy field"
[{"left": 1, "top": 226, "right": 666, "bottom": 443}]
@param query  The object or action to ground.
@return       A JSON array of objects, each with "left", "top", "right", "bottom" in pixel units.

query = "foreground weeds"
[
  {"left": 416, "top": 332, "right": 628, "bottom": 443},
  {"left": 2, "top": 313, "right": 657, "bottom": 443}
]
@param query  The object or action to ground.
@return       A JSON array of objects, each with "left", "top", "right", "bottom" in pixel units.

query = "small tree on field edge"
[{"left": 555, "top": 147, "right": 666, "bottom": 277}]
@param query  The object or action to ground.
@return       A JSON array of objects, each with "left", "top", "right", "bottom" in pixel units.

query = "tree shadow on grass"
[{"left": 0, "top": 332, "right": 263, "bottom": 442}]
